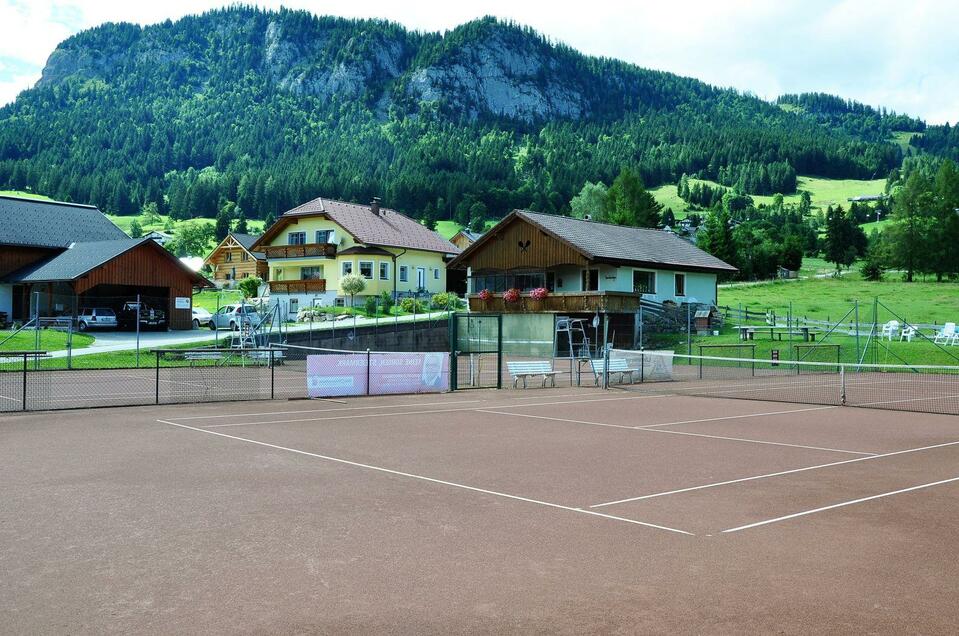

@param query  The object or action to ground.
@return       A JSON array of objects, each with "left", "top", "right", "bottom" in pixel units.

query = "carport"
[{"left": 8, "top": 238, "right": 212, "bottom": 330}]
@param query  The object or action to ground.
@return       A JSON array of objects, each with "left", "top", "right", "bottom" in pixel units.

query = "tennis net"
[{"left": 600, "top": 349, "right": 959, "bottom": 416}]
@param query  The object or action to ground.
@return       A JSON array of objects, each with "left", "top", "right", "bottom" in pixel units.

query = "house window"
[
  {"left": 674, "top": 273, "right": 686, "bottom": 297},
  {"left": 225, "top": 251, "right": 233, "bottom": 262},
  {"left": 301, "top": 266, "right": 324, "bottom": 280},
  {"left": 316, "top": 230, "right": 333, "bottom": 244},
  {"left": 341, "top": 261, "right": 353, "bottom": 276},
  {"left": 359, "top": 261, "right": 374, "bottom": 279},
  {"left": 433, "top": 268, "right": 440, "bottom": 280},
  {"left": 399, "top": 265, "right": 409, "bottom": 282},
  {"left": 379, "top": 262, "right": 390, "bottom": 280},
  {"left": 334, "top": 298, "right": 346, "bottom": 307},
  {"left": 289, "top": 299, "right": 298, "bottom": 315},
  {"left": 288, "top": 232, "right": 306, "bottom": 245},
  {"left": 241, "top": 252, "right": 249, "bottom": 262},
  {"left": 633, "top": 270, "right": 656, "bottom": 294},
  {"left": 582, "top": 269, "right": 599, "bottom": 291}
]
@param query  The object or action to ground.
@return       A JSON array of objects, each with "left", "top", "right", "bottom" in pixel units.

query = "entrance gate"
[{"left": 450, "top": 313, "right": 502, "bottom": 390}]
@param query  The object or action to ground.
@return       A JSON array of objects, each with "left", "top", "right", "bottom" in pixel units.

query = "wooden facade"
[
  {"left": 0, "top": 246, "right": 57, "bottom": 279},
  {"left": 205, "top": 235, "right": 268, "bottom": 287},
  {"left": 450, "top": 232, "right": 476, "bottom": 250},
  {"left": 457, "top": 216, "right": 588, "bottom": 272}
]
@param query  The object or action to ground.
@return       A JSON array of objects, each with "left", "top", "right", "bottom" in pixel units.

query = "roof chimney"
[{"left": 371, "top": 197, "right": 382, "bottom": 215}]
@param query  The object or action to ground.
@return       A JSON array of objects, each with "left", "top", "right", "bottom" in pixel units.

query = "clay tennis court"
[{"left": 3, "top": 387, "right": 959, "bottom": 633}]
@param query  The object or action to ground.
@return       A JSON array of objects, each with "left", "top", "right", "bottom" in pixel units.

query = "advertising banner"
[{"left": 307, "top": 352, "right": 449, "bottom": 398}]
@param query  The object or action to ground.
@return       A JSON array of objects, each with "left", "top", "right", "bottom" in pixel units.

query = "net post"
[
  {"left": 21, "top": 352, "right": 27, "bottom": 411},
  {"left": 366, "top": 348, "right": 371, "bottom": 396},
  {"left": 270, "top": 349, "right": 275, "bottom": 400},
  {"left": 496, "top": 314, "right": 503, "bottom": 390},
  {"left": 840, "top": 365, "right": 846, "bottom": 405},
  {"left": 640, "top": 350, "right": 644, "bottom": 383},
  {"left": 602, "top": 344, "right": 610, "bottom": 390},
  {"left": 155, "top": 350, "right": 161, "bottom": 405}
]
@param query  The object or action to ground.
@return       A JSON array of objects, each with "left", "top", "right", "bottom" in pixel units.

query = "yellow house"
[{"left": 251, "top": 197, "right": 460, "bottom": 314}]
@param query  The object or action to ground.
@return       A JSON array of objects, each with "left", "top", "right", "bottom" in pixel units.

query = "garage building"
[{"left": 0, "top": 195, "right": 211, "bottom": 330}]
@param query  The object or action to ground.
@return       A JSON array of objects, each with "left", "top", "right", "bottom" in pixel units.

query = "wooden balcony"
[
  {"left": 269, "top": 279, "right": 327, "bottom": 294},
  {"left": 263, "top": 243, "right": 337, "bottom": 259},
  {"left": 467, "top": 291, "right": 643, "bottom": 313}
]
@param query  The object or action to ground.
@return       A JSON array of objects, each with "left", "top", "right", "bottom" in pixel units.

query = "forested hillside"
[{"left": 0, "top": 7, "right": 951, "bottom": 224}]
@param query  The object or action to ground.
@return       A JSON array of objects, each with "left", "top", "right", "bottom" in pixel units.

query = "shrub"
[
  {"left": 502, "top": 288, "right": 520, "bottom": 303},
  {"left": 859, "top": 256, "right": 885, "bottom": 281},
  {"left": 237, "top": 276, "right": 262, "bottom": 299},
  {"left": 380, "top": 290, "right": 394, "bottom": 313},
  {"left": 364, "top": 295, "right": 378, "bottom": 316},
  {"left": 431, "top": 292, "right": 459, "bottom": 309},
  {"left": 529, "top": 287, "right": 549, "bottom": 300},
  {"left": 400, "top": 297, "right": 427, "bottom": 313}
]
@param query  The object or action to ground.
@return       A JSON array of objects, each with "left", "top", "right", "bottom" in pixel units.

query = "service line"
[{"left": 155, "top": 418, "right": 693, "bottom": 536}]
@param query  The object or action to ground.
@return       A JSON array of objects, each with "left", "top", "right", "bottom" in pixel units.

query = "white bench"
[
  {"left": 590, "top": 358, "right": 639, "bottom": 385},
  {"left": 507, "top": 361, "right": 557, "bottom": 389},
  {"left": 182, "top": 352, "right": 224, "bottom": 366}
]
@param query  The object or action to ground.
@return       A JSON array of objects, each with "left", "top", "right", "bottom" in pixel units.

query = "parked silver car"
[
  {"left": 77, "top": 307, "right": 117, "bottom": 331},
  {"left": 208, "top": 304, "right": 263, "bottom": 330},
  {"left": 191, "top": 307, "right": 212, "bottom": 329}
]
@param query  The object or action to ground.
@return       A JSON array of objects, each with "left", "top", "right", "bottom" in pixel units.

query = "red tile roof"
[{"left": 282, "top": 197, "right": 460, "bottom": 255}]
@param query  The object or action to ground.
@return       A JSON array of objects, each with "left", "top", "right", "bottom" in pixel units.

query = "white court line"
[
  {"left": 167, "top": 399, "right": 488, "bottom": 421},
  {"left": 635, "top": 405, "right": 837, "bottom": 429},
  {"left": 155, "top": 418, "right": 693, "bottom": 536},
  {"left": 722, "top": 476, "right": 959, "bottom": 533},
  {"left": 199, "top": 394, "right": 673, "bottom": 428},
  {"left": 476, "top": 409, "right": 873, "bottom": 456},
  {"left": 589, "top": 439, "right": 959, "bottom": 508}
]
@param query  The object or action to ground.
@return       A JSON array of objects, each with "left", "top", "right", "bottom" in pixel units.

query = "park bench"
[
  {"left": 507, "top": 361, "right": 558, "bottom": 389},
  {"left": 739, "top": 326, "right": 817, "bottom": 342},
  {"left": 590, "top": 358, "right": 640, "bottom": 385},
  {"left": 182, "top": 351, "right": 224, "bottom": 366}
]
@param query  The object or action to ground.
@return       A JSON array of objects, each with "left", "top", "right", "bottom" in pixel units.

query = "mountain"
[{"left": 0, "top": 7, "right": 952, "bottom": 222}]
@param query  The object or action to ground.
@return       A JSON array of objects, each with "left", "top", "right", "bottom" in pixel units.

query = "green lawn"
[
  {"left": 0, "top": 189, "right": 53, "bottom": 201},
  {"left": 192, "top": 289, "right": 245, "bottom": 312},
  {"left": 435, "top": 219, "right": 498, "bottom": 240},
  {"left": 718, "top": 277, "right": 959, "bottom": 325},
  {"left": 650, "top": 175, "right": 887, "bottom": 216},
  {"left": 0, "top": 329, "right": 95, "bottom": 353}
]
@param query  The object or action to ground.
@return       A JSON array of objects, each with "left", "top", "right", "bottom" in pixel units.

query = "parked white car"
[
  {"left": 76, "top": 307, "right": 117, "bottom": 331},
  {"left": 208, "top": 304, "right": 263, "bottom": 330},
  {"left": 191, "top": 307, "right": 213, "bottom": 330}
]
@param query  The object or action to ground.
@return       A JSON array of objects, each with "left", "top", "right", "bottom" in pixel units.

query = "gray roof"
[
  {"left": 231, "top": 233, "right": 265, "bottom": 258},
  {"left": 515, "top": 210, "right": 737, "bottom": 272},
  {"left": 5, "top": 239, "right": 145, "bottom": 282},
  {"left": 0, "top": 195, "right": 127, "bottom": 248},
  {"left": 456, "top": 229, "right": 484, "bottom": 242}
]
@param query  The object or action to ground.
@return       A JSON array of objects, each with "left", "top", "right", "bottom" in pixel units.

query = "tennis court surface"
[{"left": 3, "top": 388, "right": 959, "bottom": 633}]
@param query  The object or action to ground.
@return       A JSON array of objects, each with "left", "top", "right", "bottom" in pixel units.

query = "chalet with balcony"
[
  {"left": 251, "top": 197, "right": 459, "bottom": 315},
  {"left": 448, "top": 210, "right": 737, "bottom": 313},
  {"left": 204, "top": 233, "right": 268, "bottom": 287}
]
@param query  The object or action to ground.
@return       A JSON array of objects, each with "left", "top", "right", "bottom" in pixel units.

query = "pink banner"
[{"left": 307, "top": 352, "right": 449, "bottom": 398}]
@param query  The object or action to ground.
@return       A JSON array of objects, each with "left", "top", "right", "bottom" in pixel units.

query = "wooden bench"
[
  {"left": 507, "top": 361, "right": 558, "bottom": 389},
  {"left": 590, "top": 358, "right": 639, "bottom": 385},
  {"left": 739, "top": 326, "right": 817, "bottom": 342}
]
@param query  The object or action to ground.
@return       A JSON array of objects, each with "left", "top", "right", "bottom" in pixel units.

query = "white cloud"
[{"left": 0, "top": 0, "right": 956, "bottom": 123}]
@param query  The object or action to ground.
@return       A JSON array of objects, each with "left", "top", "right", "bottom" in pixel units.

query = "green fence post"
[{"left": 496, "top": 314, "right": 503, "bottom": 390}]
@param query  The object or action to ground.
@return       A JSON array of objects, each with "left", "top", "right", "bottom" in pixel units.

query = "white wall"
[
  {"left": 0, "top": 284, "right": 11, "bottom": 317},
  {"left": 595, "top": 265, "right": 717, "bottom": 304}
]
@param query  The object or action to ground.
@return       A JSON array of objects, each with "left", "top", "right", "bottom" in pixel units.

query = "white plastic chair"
[
  {"left": 934, "top": 322, "right": 957, "bottom": 345},
  {"left": 899, "top": 326, "right": 916, "bottom": 342},
  {"left": 881, "top": 320, "right": 899, "bottom": 341}
]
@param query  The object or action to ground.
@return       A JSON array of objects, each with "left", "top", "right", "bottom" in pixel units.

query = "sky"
[{"left": 0, "top": 0, "right": 956, "bottom": 124}]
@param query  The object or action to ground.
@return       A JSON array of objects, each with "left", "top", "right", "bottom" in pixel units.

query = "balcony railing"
[
  {"left": 467, "top": 291, "right": 643, "bottom": 313},
  {"left": 269, "top": 279, "right": 327, "bottom": 294},
  {"left": 263, "top": 243, "right": 337, "bottom": 259}
]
